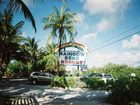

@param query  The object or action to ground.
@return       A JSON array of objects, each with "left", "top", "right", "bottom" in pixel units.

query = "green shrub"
[
  {"left": 84, "top": 77, "right": 105, "bottom": 90},
  {"left": 51, "top": 76, "right": 67, "bottom": 88},
  {"left": 105, "top": 79, "right": 115, "bottom": 91},
  {"left": 51, "top": 76, "right": 78, "bottom": 88},
  {"left": 66, "top": 76, "right": 76, "bottom": 88},
  {"left": 108, "top": 76, "right": 140, "bottom": 105},
  {"left": 7, "top": 60, "right": 29, "bottom": 77}
]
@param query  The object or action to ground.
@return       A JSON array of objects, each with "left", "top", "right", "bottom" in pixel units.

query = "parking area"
[{"left": 0, "top": 79, "right": 111, "bottom": 105}]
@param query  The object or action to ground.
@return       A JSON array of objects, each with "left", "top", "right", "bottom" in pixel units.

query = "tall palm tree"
[
  {"left": 0, "top": 9, "right": 25, "bottom": 72},
  {"left": 35, "top": 47, "right": 48, "bottom": 70},
  {"left": 43, "top": 44, "right": 66, "bottom": 75},
  {"left": 42, "top": 4, "right": 77, "bottom": 52},
  {"left": 42, "top": 4, "right": 77, "bottom": 75},
  {"left": 44, "top": 44, "right": 58, "bottom": 73},
  {"left": 24, "top": 37, "right": 39, "bottom": 71}
]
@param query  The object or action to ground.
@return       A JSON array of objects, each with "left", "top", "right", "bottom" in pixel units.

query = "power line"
[
  {"left": 93, "top": 25, "right": 140, "bottom": 49},
  {"left": 89, "top": 30, "right": 140, "bottom": 53}
]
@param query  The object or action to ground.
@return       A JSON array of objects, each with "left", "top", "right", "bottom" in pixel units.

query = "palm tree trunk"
[
  {"left": 58, "top": 39, "right": 61, "bottom": 76},
  {"left": 58, "top": 27, "right": 64, "bottom": 76}
]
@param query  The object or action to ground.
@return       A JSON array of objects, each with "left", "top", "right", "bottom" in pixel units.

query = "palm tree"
[
  {"left": 35, "top": 47, "right": 48, "bottom": 70},
  {"left": 24, "top": 37, "right": 39, "bottom": 71},
  {"left": 42, "top": 4, "right": 77, "bottom": 75},
  {"left": 42, "top": 4, "right": 77, "bottom": 51},
  {"left": 0, "top": 9, "right": 25, "bottom": 73},
  {"left": 43, "top": 44, "right": 58, "bottom": 74}
]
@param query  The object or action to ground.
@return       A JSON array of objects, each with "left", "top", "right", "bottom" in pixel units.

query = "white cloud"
[
  {"left": 84, "top": 0, "right": 116, "bottom": 15},
  {"left": 83, "top": 0, "right": 131, "bottom": 16},
  {"left": 75, "top": 13, "right": 88, "bottom": 30},
  {"left": 122, "top": 52, "right": 140, "bottom": 64},
  {"left": 82, "top": 0, "right": 131, "bottom": 32},
  {"left": 122, "top": 34, "right": 140, "bottom": 49},
  {"left": 75, "top": 13, "right": 85, "bottom": 23},
  {"left": 87, "top": 52, "right": 119, "bottom": 68},
  {"left": 87, "top": 51, "right": 140, "bottom": 68},
  {"left": 77, "top": 33, "right": 97, "bottom": 46},
  {"left": 76, "top": 33, "right": 97, "bottom": 50},
  {"left": 83, "top": 33, "right": 97, "bottom": 40},
  {"left": 96, "top": 18, "right": 114, "bottom": 32}
]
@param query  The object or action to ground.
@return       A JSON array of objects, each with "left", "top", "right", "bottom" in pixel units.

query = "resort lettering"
[{"left": 59, "top": 51, "right": 86, "bottom": 65}]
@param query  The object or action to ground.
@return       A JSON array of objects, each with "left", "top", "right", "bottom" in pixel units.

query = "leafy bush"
[
  {"left": 51, "top": 76, "right": 68, "bottom": 88},
  {"left": 7, "top": 60, "right": 29, "bottom": 77},
  {"left": 7, "top": 60, "right": 23, "bottom": 73},
  {"left": 105, "top": 79, "right": 115, "bottom": 91},
  {"left": 84, "top": 64, "right": 140, "bottom": 104},
  {"left": 51, "top": 76, "right": 77, "bottom": 88},
  {"left": 108, "top": 76, "right": 140, "bottom": 105},
  {"left": 83, "top": 77, "right": 105, "bottom": 90},
  {"left": 66, "top": 76, "right": 76, "bottom": 88},
  {"left": 87, "top": 64, "right": 140, "bottom": 79}
]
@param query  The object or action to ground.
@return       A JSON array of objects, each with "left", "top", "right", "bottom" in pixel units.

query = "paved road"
[{"left": 0, "top": 79, "right": 111, "bottom": 105}]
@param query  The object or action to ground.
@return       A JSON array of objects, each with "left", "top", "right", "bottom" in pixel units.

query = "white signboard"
[{"left": 59, "top": 51, "right": 87, "bottom": 65}]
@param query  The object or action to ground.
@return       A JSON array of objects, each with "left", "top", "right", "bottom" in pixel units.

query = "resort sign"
[
  {"left": 55, "top": 42, "right": 88, "bottom": 66},
  {"left": 59, "top": 51, "right": 86, "bottom": 65}
]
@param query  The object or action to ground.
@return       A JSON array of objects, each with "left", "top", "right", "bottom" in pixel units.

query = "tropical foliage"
[
  {"left": 51, "top": 76, "right": 76, "bottom": 88},
  {"left": 42, "top": 4, "right": 77, "bottom": 48},
  {"left": 8, "top": 0, "right": 37, "bottom": 32},
  {"left": 108, "top": 76, "right": 140, "bottom": 105},
  {"left": 87, "top": 63, "right": 140, "bottom": 79},
  {"left": 43, "top": 44, "right": 66, "bottom": 75},
  {"left": 0, "top": 9, "right": 25, "bottom": 73},
  {"left": 7, "top": 60, "right": 29, "bottom": 77},
  {"left": 42, "top": 4, "right": 77, "bottom": 75},
  {"left": 83, "top": 77, "right": 105, "bottom": 90},
  {"left": 0, "top": 1, "right": 140, "bottom": 105},
  {"left": 23, "top": 37, "right": 39, "bottom": 71},
  {"left": 83, "top": 64, "right": 140, "bottom": 104}
]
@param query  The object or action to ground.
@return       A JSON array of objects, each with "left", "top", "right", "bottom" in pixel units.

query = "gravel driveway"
[{"left": 0, "top": 79, "right": 111, "bottom": 105}]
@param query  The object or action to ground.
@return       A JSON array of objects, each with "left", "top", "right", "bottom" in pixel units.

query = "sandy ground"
[{"left": 0, "top": 79, "right": 111, "bottom": 105}]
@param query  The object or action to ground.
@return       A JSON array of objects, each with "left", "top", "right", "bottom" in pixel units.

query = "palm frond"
[
  {"left": 14, "top": 21, "right": 24, "bottom": 29},
  {"left": 43, "top": 23, "right": 53, "bottom": 30},
  {"left": 42, "top": 4, "right": 77, "bottom": 46},
  {"left": 54, "top": 6, "right": 60, "bottom": 16},
  {"left": 2, "top": 9, "right": 13, "bottom": 25},
  {"left": 8, "top": 0, "right": 37, "bottom": 32},
  {"left": 11, "top": 35, "right": 25, "bottom": 43},
  {"left": 65, "top": 27, "right": 77, "bottom": 42},
  {"left": 10, "top": 21, "right": 24, "bottom": 34},
  {"left": 48, "top": 13, "right": 58, "bottom": 23}
]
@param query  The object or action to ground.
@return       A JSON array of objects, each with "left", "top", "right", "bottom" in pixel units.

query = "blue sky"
[{"left": 1, "top": 0, "right": 140, "bottom": 68}]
